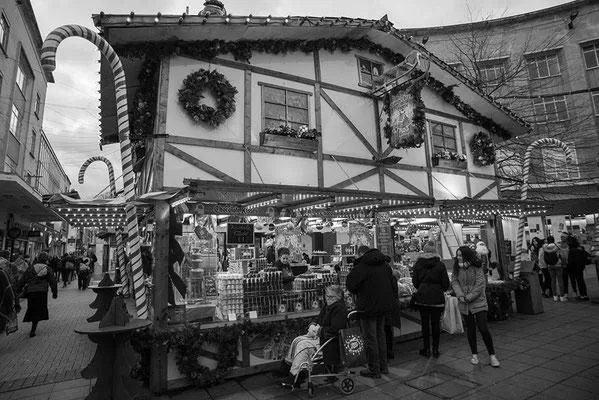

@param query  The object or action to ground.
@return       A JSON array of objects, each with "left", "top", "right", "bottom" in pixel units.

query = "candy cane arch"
[
  {"left": 78, "top": 156, "right": 129, "bottom": 292},
  {"left": 513, "top": 138, "right": 572, "bottom": 278},
  {"left": 42, "top": 25, "right": 148, "bottom": 318},
  {"left": 78, "top": 156, "right": 117, "bottom": 196}
]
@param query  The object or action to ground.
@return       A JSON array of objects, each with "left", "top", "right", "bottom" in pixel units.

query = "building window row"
[
  {"left": 0, "top": 12, "right": 8, "bottom": 53},
  {"left": 9, "top": 104, "right": 20, "bottom": 137},
  {"left": 430, "top": 121, "right": 457, "bottom": 153},
  {"left": 542, "top": 142, "right": 580, "bottom": 181},
  {"left": 478, "top": 63, "right": 505, "bottom": 86},
  {"left": 262, "top": 84, "right": 310, "bottom": 131},
  {"left": 533, "top": 95, "right": 569, "bottom": 123},
  {"left": 582, "top": 42, "right": 599, "bottom": 70},
  {"left": 592, "top": 91, "right": 599, "bottom": 116},
  {"left": 527, "top": 53, "right": 560, "bottom": 79}
]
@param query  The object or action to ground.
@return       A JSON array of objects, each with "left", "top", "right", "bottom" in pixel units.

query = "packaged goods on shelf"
[
  {"left": 243, "top": 270, "right": 283, "bottom": 316},
  {"left": 216, "top": 273, "right": 244, "bottom": 318}
]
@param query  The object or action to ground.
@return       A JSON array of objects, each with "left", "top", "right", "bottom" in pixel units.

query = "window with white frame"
[
  {"left": 0, "top": 13, "right": 8, "bottom": 52},
  {"left": 357, "top": 56, "right": 383, "bottom": 87},
  {"left": 527, "top": 53, "right": 560, "bottom": 79},
  {"left": 478, "top": 62, "right": 505, "bottom": 86},
  {"left": 542, "top": 142, "right": 580, "bottom": 181},
  {"left": 533, "top": 96, "right": 568, "bottom": 122},
  {"left": 430, "top": 121, "right": 457, "bottom": 153},
  {"left": 9, "top": 104, "right": 20, "bottom": 137},
  {"left": 16, "top": 64, "right": 25, "bottom": 93},
  {"left": 262, "top": 84, "right": 310, "bottom": 131},
  {"left": 592, "top": 91, "right": 599, "bottom": 116},
  {"left": 582, "top": 42, "right": 599, "bottom": 69}
]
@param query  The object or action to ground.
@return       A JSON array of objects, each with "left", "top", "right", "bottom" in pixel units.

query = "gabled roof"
[{"left": 93, "top": 12, "right": 530, "bottom": 144}]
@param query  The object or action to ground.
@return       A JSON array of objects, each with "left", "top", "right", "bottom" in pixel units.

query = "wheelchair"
[{"left": 282, "top": 310, "right": 361, "bottom": 397}]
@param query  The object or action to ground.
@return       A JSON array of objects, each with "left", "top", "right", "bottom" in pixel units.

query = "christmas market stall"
[{"left": 90, "top": 1, "right": 532, "bottom": 393}]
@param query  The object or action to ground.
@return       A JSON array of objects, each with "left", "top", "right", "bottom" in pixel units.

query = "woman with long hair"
[
  {"left": 566, "top": 236, "right": 589, "bottom": 301},
  {"left": 16, "top": 252, "right": 58, "bottom": 337},
  {"left": 451, "top": 246, "right": 500, "bottom": 367}
]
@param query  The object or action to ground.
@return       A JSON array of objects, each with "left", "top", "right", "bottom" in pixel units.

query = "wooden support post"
[
  {"left": 424, "top": 121, "right": 434, "bottom": 196},
  {"left": 150, "top": 201, "right": 170, "bottom": 394},
  {"left": 493, "top": 213, "right": 509, "bottom": 279},
  {"left": 244, "top": 70, "right": 252, "bottom": 183}
]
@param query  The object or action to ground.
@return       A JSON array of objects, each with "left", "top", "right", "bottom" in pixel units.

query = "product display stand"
[
  {"left": 75, "top": 297, "right": 152, "bottom": 400},
  {"left": 87, "top": 273, "right": 123, "bottom": 323}
]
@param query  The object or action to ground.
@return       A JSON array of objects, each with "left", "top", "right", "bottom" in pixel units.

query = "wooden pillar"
[
  {"left": 493, "top": 214, "right": 509, "bottom": 279},
  {"left": 150, "top": 201, "right": 170, "bottom": 393}
]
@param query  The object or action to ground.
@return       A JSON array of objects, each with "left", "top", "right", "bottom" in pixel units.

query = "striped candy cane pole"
[
  {"left": 513, "top": 138, "right": 572, "bottom": 278},
  {"left": 116, "top": 230, "right": 130, "bottom": 296},
  {"left": 42, "top": 25, "right": 148, "bottom": 319},
  {"left": 78, "top": 156, "right": 117, "bottom": 196}
]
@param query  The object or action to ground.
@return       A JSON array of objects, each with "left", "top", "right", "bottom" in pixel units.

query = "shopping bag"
[
  {"left": 441, "top": 295, "right": 464, "bottom": 334},
  {"left": 5, "top": 312, "right": 18, "bottom": 336},
  {"left": 339, "top": 326, "right": 367, "bottom": 368}
]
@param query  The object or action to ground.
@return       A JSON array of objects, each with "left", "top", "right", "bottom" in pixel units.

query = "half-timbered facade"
[{"left": 93, "top": 5, "right": 528, "bottom": 204}]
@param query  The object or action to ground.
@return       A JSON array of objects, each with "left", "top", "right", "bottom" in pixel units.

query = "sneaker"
[
  {"left": 553, "top": 296, "right": 559, "bottom": 302},
  {"left": 359, "top": 369, "right": 382, "bottom": 379},
  {"left": 560, "top": 296, "right": 568, "bottom": 302},
  {"left": 490, "top": 355, "right": 500, "bottom": 368},
  {"left": 471, "top": 354, "right": 479, "bottom": 365}
]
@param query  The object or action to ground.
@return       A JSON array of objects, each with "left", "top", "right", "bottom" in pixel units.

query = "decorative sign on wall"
[
  {"left": 375, "top": 212, "right": 395, "bottom": 260},
  {"left": 226, "top": 223, "right": 255, "bottom": 245},
  {"left": 348, "top": 223, "right": 374, "bottom": 248},
  {"left": 388, "top": 92, "right": 416, "bottom": 148}
]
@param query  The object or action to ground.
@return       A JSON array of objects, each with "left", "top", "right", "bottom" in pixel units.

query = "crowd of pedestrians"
[
  {"left": 0, "top": 248, "right": 97, "bottom": 338},
  {"left": 532, "top": 232, "right": 590, "bottom": 302}
]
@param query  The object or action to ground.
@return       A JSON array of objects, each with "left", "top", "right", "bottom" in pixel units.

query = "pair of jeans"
[
  {"left": 540, "top": 269, "right": 552, "bottom": 296},
  {"left": 548, "top": 266, "right": 563, "bottom": 297},
  {"left": 465, "top": 311, "right": 495, "bottom": 355},
  {"left": 562, "top": 267, "right": 577, "bottom": 295},
  {"left": 361, "top": 315, "right": 387, "bottom": 374},
  {"left": 419, "top": 306, "right": 443, "bottom": 353},
  {"left": 572, "top": 267, "right": 588, "bottom": 297}
]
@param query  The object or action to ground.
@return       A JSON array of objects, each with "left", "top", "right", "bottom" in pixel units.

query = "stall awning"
[
  {"left": 184, "top": 179, "right": 434, "bottom": 218},
  {"left": 44, "top": 194, "right": 128, "bottom": 229},
  {"left": 0, "top": 173, "right": 63, "bottom": 222},
  {"left": 547, "top": 198, "right": 599, "bottom": 216}
]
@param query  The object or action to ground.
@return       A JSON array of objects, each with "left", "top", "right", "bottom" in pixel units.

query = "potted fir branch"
[
  {"left": 432, "top": 150, "right": 467, "bottom": 169},
  {"left": 259, "top": 125, "right": 320, "bottom": 152}
]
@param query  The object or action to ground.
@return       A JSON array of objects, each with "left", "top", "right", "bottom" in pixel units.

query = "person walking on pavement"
[
  {"left": 16, "top": 252, "right": 58, "bottom": 337},
  {"left": 567, "top": 236, "right": 589, "bottom": 301},
  {"left": 0, "top": 256, "right": 20, "bottom": 334},
  {"left": 412, "top": 241, "right": 450, "bottom": 359},
  {"left": 346, "top": 246, "right": 398, "bottom": 378},
  {"left": 452, "top": 246, "right": 500, "bottom": 368},
  {"left": 540, "top": 236, "right": 564, "bottom": 302},
  {"left": 559, "top": 233, "right": 576, "bottom": 301}
]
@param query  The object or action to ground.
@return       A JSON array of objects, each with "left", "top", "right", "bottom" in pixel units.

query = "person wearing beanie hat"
[{"left": 411, "top": 240, "right": 449, "bottom": 358}]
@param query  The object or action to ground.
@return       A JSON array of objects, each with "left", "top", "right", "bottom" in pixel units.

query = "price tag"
[
  {"left": 228, "top": 313, "right": 237, "bottom": 321},
  {"left": 248, "top": 311, "right": 258, "bottom": 319}
]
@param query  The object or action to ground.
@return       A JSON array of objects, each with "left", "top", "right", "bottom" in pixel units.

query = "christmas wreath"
[
  {"left": 470, "top": 131, "right": 495, "bottom": 167},
  {"left": 178, "top": 69, "right": 238, "bottom": 127}
]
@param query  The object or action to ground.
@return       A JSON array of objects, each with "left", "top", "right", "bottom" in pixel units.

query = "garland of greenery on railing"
[{"left": 131, "top": 316, "right": 314, "bottom": 388}]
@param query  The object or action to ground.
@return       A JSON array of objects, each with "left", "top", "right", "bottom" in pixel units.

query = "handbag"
[
  {"left": 5, "top": 312, "right": 18, "bottom": 335},
  {"left": 441, "top": 295, "right": 464, "bottom": 334},
  {"left": 339, "top": 326, "right": 367, "bottom": 368}
]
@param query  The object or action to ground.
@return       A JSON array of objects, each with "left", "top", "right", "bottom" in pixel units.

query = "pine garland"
[
  {"left": 113, "top": 38, "right": 405, "bottom": 65},
  {"left": 131, "top": 316, "right": 314, "bottom": 388}
]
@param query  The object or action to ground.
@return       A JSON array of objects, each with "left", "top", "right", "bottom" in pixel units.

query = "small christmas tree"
[{"left": 87, "top": 273, "right": 123, "bottom": 323}]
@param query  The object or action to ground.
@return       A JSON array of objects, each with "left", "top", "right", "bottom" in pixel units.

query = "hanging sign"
[
  {"left": 226, "top": 223, "right": 254, "bottom": 245},
  {"left": 389, "top": 91, "right": 417, "bottom": 148}
]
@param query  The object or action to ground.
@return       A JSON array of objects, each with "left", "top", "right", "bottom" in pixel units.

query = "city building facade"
[
  {"left": 400, "top": 0, "right": 599, "bottom": 205},
  {"left": 0, "top": 0, "right": 70, "bottom": 257}
]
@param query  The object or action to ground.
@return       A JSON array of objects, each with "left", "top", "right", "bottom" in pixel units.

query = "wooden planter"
[
  {"left": 432, "top": 157, "right": 467, "bottom": 170},
  {"left": 260, "top": 132, "right": 318, "bottom": 152}
]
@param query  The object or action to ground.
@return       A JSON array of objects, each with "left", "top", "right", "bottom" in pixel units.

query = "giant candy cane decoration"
[
  {"left": 513, "top": 138, "right": 572, "bottom": 278},
  {"left": 42, "top": 25, "right": 148, "bottom": 318},
  {"left": 78, "top": 156, "right": 130, "bottom": 296},
  {"left": 78, "top": 156, "right": 117, "bottom": 195}
]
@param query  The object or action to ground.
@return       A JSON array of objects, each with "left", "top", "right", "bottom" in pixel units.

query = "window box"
[
  {"left": 259, "top": 132, "right": 318, "bottom": 152},
  {"left": 432, "top": 157, "right": 467, "bottom": 169}
]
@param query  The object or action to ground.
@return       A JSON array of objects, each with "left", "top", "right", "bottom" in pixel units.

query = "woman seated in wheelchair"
[{"left": 282, "top": 285, "right": 347, "bottom": 388}]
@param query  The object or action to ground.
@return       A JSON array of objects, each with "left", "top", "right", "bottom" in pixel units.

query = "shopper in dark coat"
[
  {"left": 346, "top": 246, "right": 397, "bottom": 378},
  {"left": 567, "top": 236, "right": 589, "bottom": 301},
  {"left": 412, "top": 241, "right": 450, "bottom": 358},
  {"left": 16, "top": 252, "right": 57, "bottom": 337}
]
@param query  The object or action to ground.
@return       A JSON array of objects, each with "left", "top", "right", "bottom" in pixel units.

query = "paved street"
[
  {"left": 1, "top": 270, "right": 598, "bottom": 400},
  {"left": 0, "top": 281, "right": 96, "bottom": 395}
]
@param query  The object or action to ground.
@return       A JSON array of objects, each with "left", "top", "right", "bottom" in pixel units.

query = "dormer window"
[{"left": 357, "top": 56, "right": 383, "bottom": 87}]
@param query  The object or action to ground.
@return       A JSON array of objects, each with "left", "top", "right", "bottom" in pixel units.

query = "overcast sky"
[{"left": 31, "top": 0, "right": 571, "bottom": 198}]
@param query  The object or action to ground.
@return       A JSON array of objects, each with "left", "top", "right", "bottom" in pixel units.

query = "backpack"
[{"left": 544, "top": 251, "right": 559, "bottom": 266}]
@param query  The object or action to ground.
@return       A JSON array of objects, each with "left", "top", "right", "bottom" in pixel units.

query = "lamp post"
[
  {"left": 41, "top": 25, "right": 148, "bottom": 318},
  {"left": 513, "top": 138, "right": 572, "bottom": 278}
]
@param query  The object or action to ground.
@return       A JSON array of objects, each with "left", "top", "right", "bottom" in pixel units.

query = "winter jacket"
[
  {"left": 16, "top": 263, "right": 58, "bottom": 298},
  {"left": 412, "top": 254, "right": 450, "bottom": 307},
  {"left": 346, "top": 249, "right": 398, "bottom": 317},
  {"left": 317, "top": 299, "right": 347, "bottom": 365},
  {"left": 451, "top": 263, "right": 487, "bottom": 315},
  {"left": 568, "top": 246, "right": 589, "bottom": 271},
  {"left": 539, "top": 243, "right": 561, "bottom": 268}
]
